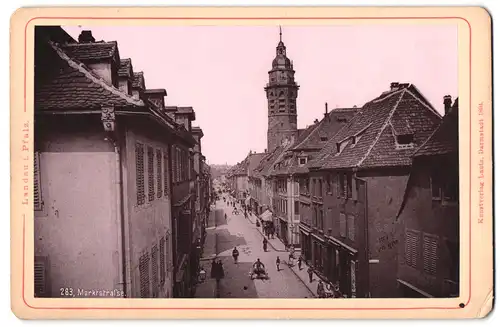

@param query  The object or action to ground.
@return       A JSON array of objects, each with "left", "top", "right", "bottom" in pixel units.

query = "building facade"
[
  {"left": 271, "top": 105, "right": 357, "bottom": 248},
  {"left": 306, "top": 83, "right": 442, "bottom": 298},
  {"left": 396, "top": 96, "right": 459, "bottom": 298},
  {"left": 33, "top": 27, "right": 206, "bottom": 299}
]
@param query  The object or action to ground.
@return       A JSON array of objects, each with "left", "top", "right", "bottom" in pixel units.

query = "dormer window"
[
  {"left": 395, "top": 134, "right": 415, "bottom": 149},
  {"left": 320, "top": 135, "right": 328, "bottom": 142},
  {"left": 299, "top": 157, "right": 307, "bottom": 166},
  {"left": 335, "top": 140, "right": 349, "bottom": 155},
  {"left": 398, "top": 134, "right": 413, "bottom": 144}
]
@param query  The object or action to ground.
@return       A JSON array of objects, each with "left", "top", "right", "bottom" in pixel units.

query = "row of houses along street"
[
  {"left": 33, "top": 26, "right": 213, "bottom": 298},
  {"left": 226, "top": 28, "right": 459, "bottom": 298}
]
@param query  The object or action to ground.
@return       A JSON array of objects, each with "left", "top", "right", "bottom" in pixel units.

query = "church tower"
[{"left": 265, "top": 27, "right": 299, "bottom": 152}]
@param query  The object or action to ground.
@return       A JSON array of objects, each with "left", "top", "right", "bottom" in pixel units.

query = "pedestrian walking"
[
  {"left": 217, "top": 260, "right": 225, "bottom": 281},
  {"left": 263, "top": 238, "right": 268, "bottom": 252},
  {"left": 298, "top": 256, "right": 302, "bottom": 270},
  {"left": 317, "top": 280, "right": 325, "bottom": 298},
  {"left": 232, "top": 247, "right": 239, "bottom": 264},
  {"left": 307, "top": 267, "right": 314, "bottom": 283},
  {"left": 276, "top": 256, "right": 281, "bottom": 271},
  {"left": 210, "top": 259, "right": 217, "bottom": 279}
]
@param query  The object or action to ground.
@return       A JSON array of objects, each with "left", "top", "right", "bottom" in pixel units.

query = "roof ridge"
[
  {"left": 293, "top": 120, "right": 323, "bottom": 149},
  {"left": 50, "top": 41, "right": 143, "bottom": 107},
  {"left": 356, "top": 89, "right": 406, "bottom": 167},
  {"left": 405, "top": 86, "right": 442, "bottom": 119},
  {"left": 371, "top": 88, "right": 404, "bottom": 103}
]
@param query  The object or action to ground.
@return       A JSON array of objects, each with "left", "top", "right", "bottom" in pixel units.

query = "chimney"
[
  {"left": 314, "top": 119, "right": 319, "bottom": 124},
  {"left": 78, "top": 30, "right": 95, "bottom": 43},
  {"left": 443, "top": 95, "right": 452, "bottom": 114},
  {"left": 324, "top": 102, "right": 329, "bottom": 119},
  {"left": 390, "top": 82, "right": 400, "bottom": 91}
]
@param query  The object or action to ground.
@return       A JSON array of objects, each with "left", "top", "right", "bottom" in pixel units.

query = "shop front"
[
  {"left": 299, "top": 224, "right": 312, "bottom": 262},
  {"left": 311, "top": 233, "right": 327, "bottom": 278},
  {"left": 278, "top": 216, "right": 288, "bottom": 246},
  {"left": 327, "top": 237, "right": 359, "bottom": 298}
]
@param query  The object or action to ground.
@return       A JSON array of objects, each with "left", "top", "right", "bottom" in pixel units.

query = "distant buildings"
[{"left": 33, "top": 27, "right": 211, "bottom": 298}]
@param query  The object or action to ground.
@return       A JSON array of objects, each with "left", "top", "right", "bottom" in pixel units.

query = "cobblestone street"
[{"left": 195, "top": 196, "right": 314, "bottom": 298}]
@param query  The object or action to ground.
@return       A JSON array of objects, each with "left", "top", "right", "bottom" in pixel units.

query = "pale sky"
[{"left": 63, "top": 25, "right": 457, "bottom": 165}]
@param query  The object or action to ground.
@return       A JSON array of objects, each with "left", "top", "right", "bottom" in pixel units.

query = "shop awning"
[{"left": 259, "top": 209, "right": 273, "bottom": 222}]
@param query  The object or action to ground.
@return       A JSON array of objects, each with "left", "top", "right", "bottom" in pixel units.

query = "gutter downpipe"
[{"left": 108, "top": 128, "right": 129, "bottom": 298}]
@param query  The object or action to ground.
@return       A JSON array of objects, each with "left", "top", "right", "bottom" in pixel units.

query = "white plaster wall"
[
  {"left": 118, "top": 79, "right": 129, "bottom": 95},
  {"left": 34, "top": 150, "right": 119, "bottom": 297},
  {"left": 88, "top": 62, "right": 112, "bottom": 85}
]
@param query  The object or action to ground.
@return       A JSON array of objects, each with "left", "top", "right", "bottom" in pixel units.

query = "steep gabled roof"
[
  {"left": 35, "top": 42, "right": 144, "bottom": 111},
  {"left": 254, "top": 145, "right": 287, "bottom": 178},
  {"left": 132, "top": 72, "right": 146, "bottom": 89},
  {"left": 248, "top": 153, "right": 267, "bottom": 177},
  {"left": 269, "top": 108, "right": 357, "bottom": 176},
  {"left": 414, "top": 98, "right": 458, "bottom": 157},
  {"left": 60, "top": 41, "right": 118, "bottom": 62},
  {"left": 118, "top": 58, "right": 133, "bottom": 78},
  {"left": 310, "top": 83, "right": 442, "bottom": 170},
  {"left": 293, "top": 108, "right": 358, "bottom": 151}
]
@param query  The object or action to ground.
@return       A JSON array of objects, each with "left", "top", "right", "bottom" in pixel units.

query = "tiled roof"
[
  {"left": 132, "top": 72, "right": 145, "bottom": 89},
  {"left": 60, "top": 41, "right": 118, "bottom": 62},
  {"left": 248, "top": 153, "right": 266, "bottom": 177},
  {"left": 118, "top": 58, "right": 132, "bottom": 77},
  {"left": 293, "top": 108, "right": 357, "bottom": 151},
  {"left": 310, "top": 84, "right": 442, "bottom": 170},
  {"left": 254, "top": 146, "right": 286, "bottom": 178},
  {"left": 414, "top": 98, "right": 458, "bottom": 157},
  {"left": 268, "top": 123, "right": 318, "bottom": 176},
  {"left": 35, "top": 42, "right": 144, "bottom": 111},
  {"left": 269, "top": 108, "right": 356, "bottom": 176},
  {"left": 177, "top": 107, "right": 194, "bottom": 114}
]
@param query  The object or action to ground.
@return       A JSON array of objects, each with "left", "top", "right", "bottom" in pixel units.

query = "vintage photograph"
[{"left": 33, "top": 23, "right": 459, "bottom": 300}]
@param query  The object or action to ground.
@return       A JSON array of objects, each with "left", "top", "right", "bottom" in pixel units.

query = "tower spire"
[{"left": 279, "top": 25, "right": 282, "bottom": 42}]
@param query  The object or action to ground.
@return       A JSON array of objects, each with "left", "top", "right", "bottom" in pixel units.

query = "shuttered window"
[
  {"left": 178, "top": 148, "right": 182, "bottom": 182},
  {"left": 352, "top": 178, "right": 359, "bottom": 201},
  {"left": 318, "top": 208, "right": 324, "bottom": 230},
  {"left": 405, "top": 230, "right": 419, "bottom": 269},
  {"left": 147, "top": 146, "right": 155, "bottom": 201},
  {"left": 163, "top": 152, "right": 169, "bottom": 197},
  {"left": 139, "top": 252, "right": 150, "bottom": 298},
  {"left": 347, "top": 214, "right": 355, "bottom": 241},
  {"left": 34, "top": 152, "right": 42, "bottom": 211},
  {"left": 34, "top": 256, "right": 47, "bottom": 297},
  {"left": 347, "top": 174, "right": 353, "bottom": 199},
  {"left": 165, "top": 232, "right": 172, "bottom": 272},
  {"left": 339, "top": 174, "right": 345, "bottom": 198},
  {"left": 339, "top": 213, "right": 346, "bottom": 237},
  {"left": 136, "top": 143, "right": 145, "bottom": 205},
  {"left": 156, "top": 150, "right": 163, "bottom": 198},
  {"left": 431, "top": 172, "right": 441, "bottom": 200},
  {"left": 151, "top": 244, "right": 159, "bottom": 297},
  {"left": 423, "top": 234, "right": 438, "bottom": 275},
  {"left": 160, "top": 237, "right": 166, "bottom": 286}
]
